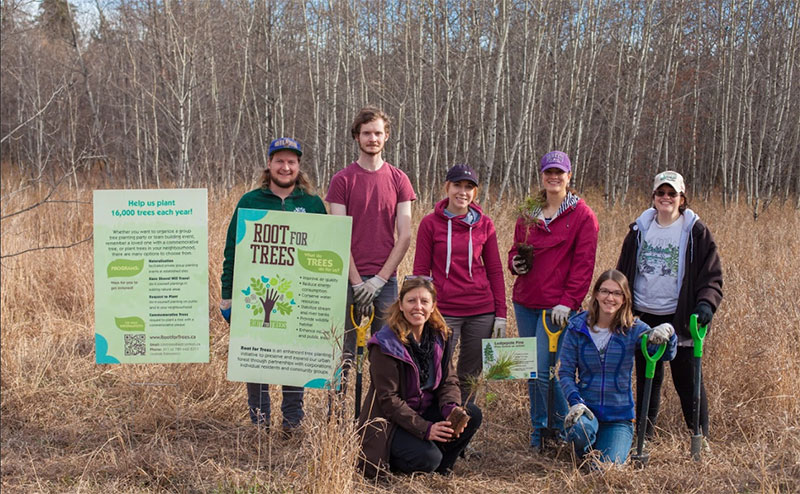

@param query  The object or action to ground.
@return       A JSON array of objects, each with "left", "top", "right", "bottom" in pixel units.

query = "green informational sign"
[
  {"left": 227, "top": 209, "right": 351, "bottom": 388},
  {"left": 93, "top": 189, "right": 209, "bottom": 364},
  {"left": 481, "top": 337, "right": 538, "bottom": 379}
]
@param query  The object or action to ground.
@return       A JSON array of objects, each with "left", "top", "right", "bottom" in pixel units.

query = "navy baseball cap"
[
  {"left": 268, "top": 137, "right": 302, "bottom": 157},
  {"left": 445, "top": 164, "right": 479, "bottom": 185}
]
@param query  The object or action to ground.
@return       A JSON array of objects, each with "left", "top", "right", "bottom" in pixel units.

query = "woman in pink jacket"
[
  {"left": 508, "top": 150, "right": 599, "bottom": 450},
  {"left": 413, "top": 164, "right": 507, "bottom": 403}
]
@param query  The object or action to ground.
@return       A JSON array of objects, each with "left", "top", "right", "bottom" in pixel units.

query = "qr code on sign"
[{"left": 124, "top": 334, "right": 146, "bottom": 356}]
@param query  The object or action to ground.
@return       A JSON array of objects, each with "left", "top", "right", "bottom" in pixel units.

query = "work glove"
[
  {"left": 649, "top": 323, "right": 674, "bottom": 345},
  {"left": 694, "top": 301, "right": 714, "bottom": 326},
  {"left": 220, "top": 299, "right": 232, "bottom": 324},
  {"left": 492, "top": 317, "right": 507, "bottom": 338},
  {"left": 352, "top": 275, "right": 387, "bottom": 306},
  {"left": 511, "top": 255, "right": 530, "bottom": 275},
  {"left": 564, "top": 403, "right": 594, "bottom": 429},
  {"left": 551, "top": 304, "right": 571, "bottom": 327}
]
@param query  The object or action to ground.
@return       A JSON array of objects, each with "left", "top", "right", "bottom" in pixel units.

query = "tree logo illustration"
[{"left": 241, "top": 275, "right": 295, "bottom": 326}]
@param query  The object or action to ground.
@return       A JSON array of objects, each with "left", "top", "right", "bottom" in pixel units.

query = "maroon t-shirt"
[{"left": 326, "top": 162, "right": 416, "bottom": 275}]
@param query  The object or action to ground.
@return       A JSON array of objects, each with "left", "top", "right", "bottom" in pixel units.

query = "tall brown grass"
[{"left": 2, "top": 173, "right": 798, "bottom": 493}]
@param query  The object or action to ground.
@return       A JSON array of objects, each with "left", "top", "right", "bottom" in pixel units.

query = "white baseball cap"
[{"left": 653, "top": 170, "right": 685, "bottom": 194}]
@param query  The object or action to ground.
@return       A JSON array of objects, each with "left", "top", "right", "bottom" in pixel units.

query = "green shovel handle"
[
  {"left": 689, "top": 313, "right": 708, "bottom": 358},
  {"left": 640, "top": 334, "right": 667, "bottom": 379}
]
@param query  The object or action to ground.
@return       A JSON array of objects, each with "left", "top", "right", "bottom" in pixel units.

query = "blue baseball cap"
[{"left": 268, "top": 137, "right": 302, "bottom": 157}]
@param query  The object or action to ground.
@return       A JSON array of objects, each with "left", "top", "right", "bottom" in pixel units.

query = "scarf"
[{"left": 406, "top": 324, "right": 435, "bottom": 389}]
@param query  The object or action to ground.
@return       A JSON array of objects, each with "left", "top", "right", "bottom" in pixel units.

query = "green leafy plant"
[{"left": 463, "top": 353, "right": 521, "bottom": 406}]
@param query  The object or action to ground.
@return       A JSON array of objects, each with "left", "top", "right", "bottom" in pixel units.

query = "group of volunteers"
[{"left": 218, "top": 107, "right": 723, "bottom": 476}]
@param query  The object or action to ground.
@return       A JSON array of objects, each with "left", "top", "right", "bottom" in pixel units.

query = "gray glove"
[
  {"left": 512, "top": 255, "right": 530, "bottom": 275},
  {"left": 551, "top": 304, "right": 571, "bottom": 327},
  {"left": 492, "top": 317, "right": 507, "bottom": 338},
  {"left": 649, "top": 323, "right": 674, "bottom": 345},
  {"left": 353, "top": 275, "right": 387, "bottom": 306},
  {"left": 564, "top": 403, "right": 595, "bottom": 429}
]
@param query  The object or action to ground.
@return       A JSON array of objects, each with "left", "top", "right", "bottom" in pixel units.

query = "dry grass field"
[{"left": 2, "top": 173, "right": 799, "bottom": 493}]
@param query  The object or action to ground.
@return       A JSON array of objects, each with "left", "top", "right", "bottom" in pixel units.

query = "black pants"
[
  {"left": 635, "top": 312, "right": 709, "bottom": 438},
  {"left": 389, "top": 402, "right": 482, "bottom": 474}
]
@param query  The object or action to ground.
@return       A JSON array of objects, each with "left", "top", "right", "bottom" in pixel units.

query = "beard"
[
  {"left": 270, "top": 173, "right": 297, "bottom": 189},
  {"left": 359, "top": 141, "right": 383, "bottom": 156}
]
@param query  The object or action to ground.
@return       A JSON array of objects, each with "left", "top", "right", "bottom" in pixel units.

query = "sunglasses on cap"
[{"left": 403, "top": 275, "right": 433, "bottom": 283}]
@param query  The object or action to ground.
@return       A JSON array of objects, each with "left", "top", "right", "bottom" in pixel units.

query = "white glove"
[
  {"left": 492, "top": 317, "right": 507, "bottom": 338},
  {"left": 551, "top": 304, "right": 571, "bottom": 327},
  {"left": 564, "top": 403, "right": 595, "bottom": 429},
  {"left": 649, "top": 323, "right": 675, "bottom": 345},
  {"left": 353, "top": 275, "right": 387, "bottom": 306},
  {"left": 512, "top": 255, "right": 530, "bottom": 275}
]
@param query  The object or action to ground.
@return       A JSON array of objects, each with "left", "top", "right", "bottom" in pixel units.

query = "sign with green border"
[
  {"left": 93, "top": 189, "right": 209, "bottom": 364},
  {"left": 226, "top": 209, "right": 351, "bottom": 388},
  {"left": 481, "top": 337, "right": 538, "bottom": 379}
]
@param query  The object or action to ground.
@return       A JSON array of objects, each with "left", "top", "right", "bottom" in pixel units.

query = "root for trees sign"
[
  {"left": 93, "top": 189, "right": 209, "bottom": 364},
  {"left": 226, "top": 209, "right": 351, "bottom": 388}
]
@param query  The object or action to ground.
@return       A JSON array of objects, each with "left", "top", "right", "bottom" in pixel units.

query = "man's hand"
[
  {"left": 564, "top": 403, "right": 594, "bottom": 429},
  {"left": 551, "top": 304, "right": 571, "bottom": 327},
  {"left": 492, "top": 317, "right": 507, "bottom": 338},
  {"left": 220, "top": 299, "right": 232, "bottom": 324},
  {"left": 353, "top": 275, "right": 387, "bottom": 306}
]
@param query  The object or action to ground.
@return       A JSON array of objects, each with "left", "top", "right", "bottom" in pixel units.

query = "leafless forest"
[{"left": 2, "top": 0, "right": 799, "bottom": 215}]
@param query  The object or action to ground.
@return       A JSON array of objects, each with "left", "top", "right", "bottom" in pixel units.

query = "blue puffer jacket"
[{"left": 558, "top": 311, "right": 677, "bottom": 422}]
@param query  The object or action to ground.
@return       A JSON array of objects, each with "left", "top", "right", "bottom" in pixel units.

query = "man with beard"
[
  {"left": 220, "top": 137, "right": 326, "bottom": 433},
  {"left": 326, "top": 106, "right": 416, "bottom": 389}
]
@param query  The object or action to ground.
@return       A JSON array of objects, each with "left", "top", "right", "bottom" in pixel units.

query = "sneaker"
[{"left": 702, "top": 437, "right": 711, "bottom": 453}]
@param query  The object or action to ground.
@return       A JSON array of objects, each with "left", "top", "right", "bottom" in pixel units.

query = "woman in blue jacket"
[{"left": 558, "top": 269, "right": 677, "bottom": 463}]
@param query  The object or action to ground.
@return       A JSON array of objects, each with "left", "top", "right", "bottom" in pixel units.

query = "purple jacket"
[{"left": 357, "top": 324, "right": 460, "bottom": 477}]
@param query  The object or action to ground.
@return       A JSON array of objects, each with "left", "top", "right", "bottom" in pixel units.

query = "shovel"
[
  {"left": 631, "top": 329, "right": 667, "bottom": 467},
  {"left": 540, "top": 310, "right": 565, "bottom": 452},
  {"left": 351, "top": 305, "right": 374, "bottom": 420},
  {"left": 689, "top": 314, "right": 708, "bottom": 461}
]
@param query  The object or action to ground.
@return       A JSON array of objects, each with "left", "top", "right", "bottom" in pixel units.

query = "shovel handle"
[
  {"left": 689, "top": 314, "right": 708, "bottom": 358},
  {"left": 640, "top": 334, "right": 667, "bottom": 379},
  {"left": 541, "top": 310, "right": 564, "bottom": 352}
]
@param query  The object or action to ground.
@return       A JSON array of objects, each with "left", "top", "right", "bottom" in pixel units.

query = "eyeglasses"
[
  {"left": 654, "top": 190, "right": 679, "bottom": 198},
  {"left": 404, "top": 275, "right": 433, "bottom": 283},
  {"left": 597, "top": 288, "right": 624, "bottom": 299}
]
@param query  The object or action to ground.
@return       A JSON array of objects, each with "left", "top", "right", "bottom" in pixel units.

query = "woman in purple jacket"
[
  {"left": 413, "top": 164, "right": 507, "bottom": 402},
  {"left": 508, "top": 150, "right": 599, "bottom": 450}
]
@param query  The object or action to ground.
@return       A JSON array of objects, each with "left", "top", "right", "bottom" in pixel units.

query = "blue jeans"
[
  {"left": 514, "top": 304, "right": 570, "bottom": 447},
  {"left": 566, "top": 414, "right": 634, "bottom": 464}
]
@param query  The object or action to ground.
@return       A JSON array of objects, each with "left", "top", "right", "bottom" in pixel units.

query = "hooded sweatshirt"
[
  {"left": 413, "top": 199, "right": 507, "bottom": 318},
  {"left": 616, "top": 208, "right": 723, "bottom": 340},
  {"left": 508, "top": 194, "right": 599, "bottom": 310},
  {"left": 558, "top": 311, "right": 677, "bottom": 422}
]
